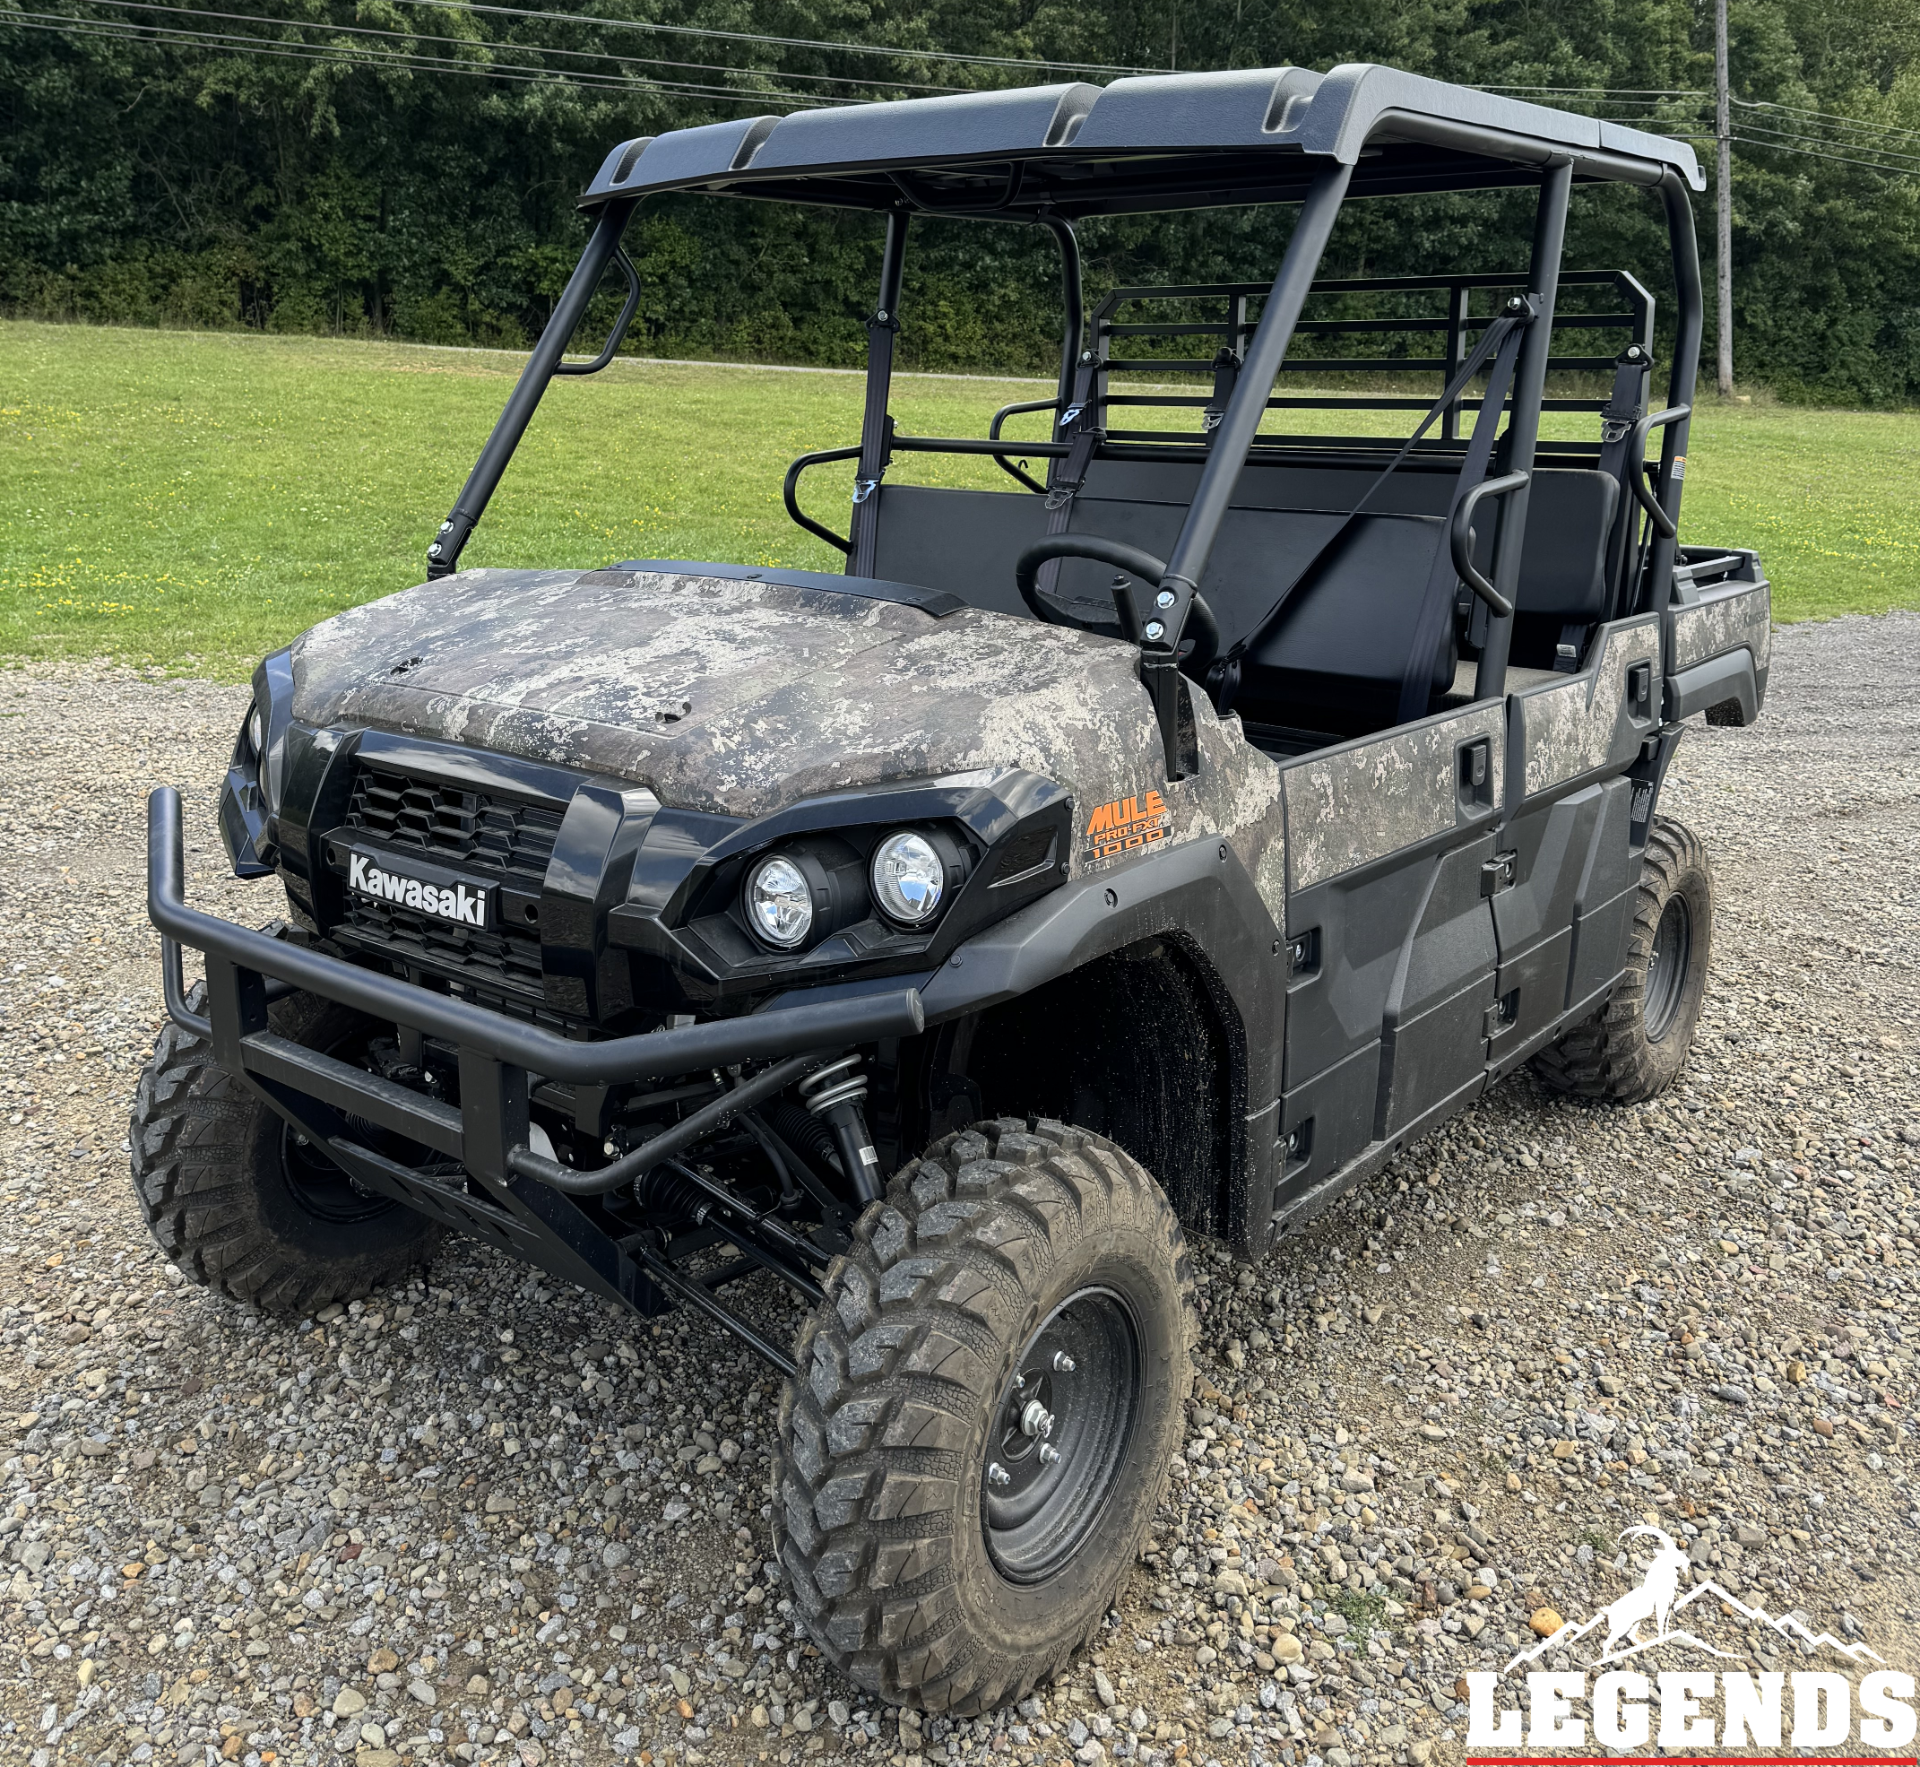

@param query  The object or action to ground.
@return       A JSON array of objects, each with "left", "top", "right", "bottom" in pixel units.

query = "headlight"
[
  {"left": 744, "top": 854, "right": 813, "bottom": 949},
  {"left": 871, "top": 830, "right": 947, "bottom": 927},
  {"left": 246, "top": 703, "right": 265, "bottom": 759}
]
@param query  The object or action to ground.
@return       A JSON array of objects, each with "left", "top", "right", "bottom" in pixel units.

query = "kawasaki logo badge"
[{"left": 345, "top": 848, "right": 495, "bottom": 929}]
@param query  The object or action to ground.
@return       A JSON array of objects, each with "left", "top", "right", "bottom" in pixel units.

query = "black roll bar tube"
[
  {"left": 987, "top": 400, "right": 1057, "bottom": 494},
  {"left": 551, "top": 246, "right": 642, "bottom": 377},
  {"left": 1473, "top": 158, "right": 1572, "bottom": 705},
  {"left": 783, "top": 444, "right": 861, "bottom": 553},
  {"left": 1043, "top": 216, "right": 1085, "bottom": 413},
  {"left": 1155, "top": 164, "right": 1354, "bottom": 654},
  {"left": 147, "top": 787, "right": 924, "bottom": 1084},
  {"left": 1643, "top": 168, "right": 1703, "bottom": 607},
  {"left": 1627, "top": 407, "right": 1692, "bottom": 539},
  {"left": 425, "top": 199, "right": 637, "bottom": 580},
  {"left": 1449, "top": 471, "right": 1528, "bottom": 617}
]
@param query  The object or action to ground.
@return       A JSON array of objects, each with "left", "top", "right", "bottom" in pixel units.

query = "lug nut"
[
  {"left": 1021, "top": 1399, "right": 1055, "bottom": 1439},
  {"left": 987, "top": 1462, "right": 1011, "bottom": 1488},
  {"left": 1038, "top": 1443, "right": 1061, "bottom": 1466},
  {"left": 1052, "top": 1351, "right": 1076, "bottom": 1373}
]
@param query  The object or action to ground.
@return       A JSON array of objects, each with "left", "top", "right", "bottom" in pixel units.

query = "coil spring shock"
[{"left": 800, "top": 1055, "right": 885, "bottom": 1206}]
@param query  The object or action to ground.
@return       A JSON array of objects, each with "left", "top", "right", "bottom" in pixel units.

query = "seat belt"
[
  {"left": 1035, "top": 352, "right": 1105, "bottom": 597},
  {"left": 1393, "top": 320, "right": 1527, "bottom": 722},
  {"left": 1201, "top": 347, "right": 1241, "bottom": 441},
  {"left": 1596, "top": 343, "right": 1653, "bottom": 623},
  {"left": 1205, "top": 307, "right": 1531, "bottom": 715}
]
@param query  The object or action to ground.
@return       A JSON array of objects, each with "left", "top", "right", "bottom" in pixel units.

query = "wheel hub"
[
  {"left": 1644, "top": 892, "right": 1692, "bottom": 1042},
  {"left": 982, "top": 1286, "right": 1140, "bottom": 1584}
]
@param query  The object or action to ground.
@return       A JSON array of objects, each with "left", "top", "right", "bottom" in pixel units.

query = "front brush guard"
[{"left": 146, "top": 786, "right": 923, "bottom": 1367}]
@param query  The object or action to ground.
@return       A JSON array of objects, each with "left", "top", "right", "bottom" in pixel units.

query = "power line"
[
  {"left": 1735, "top": 120, "right": 1920, "bottom": 166},
  {"left": 59, "top": 0, "right": 972, "bottom": 93},
  {"left": 379, "top": 0, "right": 1154, "bottom": 78},
  {"left": 1475, "top": 84, "right": 1709, "bottom": 98},
  {"left": 4, "top": 12, "right": 835, "bottom": 104},
  {"left": 13, "top": 16, "right": 1918, "bottom": 176},
  {"left": 1735, "top": 96, "right": 1920, "bottom": 145},
  {"left": 1732, "top": 132, "right": 1920, "bottom": 175}
]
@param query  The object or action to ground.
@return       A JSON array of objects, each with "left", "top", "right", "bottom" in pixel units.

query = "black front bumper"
[{"left": 148, "top": 785, "right": 922, "bottom": 1332}]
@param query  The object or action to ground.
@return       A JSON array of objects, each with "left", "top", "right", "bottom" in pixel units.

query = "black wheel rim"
[
  {"left": 1644, "top": 893, "right": 1692, "bottom": 1043},
  {"left": 982, "top": 1286, "right": 1140, "bottom": 1584},
  {"left": 274, "top": 1020, "right": 412, "bottom": 1226},
  {"left": 278, "top": 1121, "right": 395, "bottom": 1225}
]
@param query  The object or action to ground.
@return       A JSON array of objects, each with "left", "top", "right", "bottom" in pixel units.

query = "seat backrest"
[{"left": 866, "top": 457, "right": 1622, "bottom": 736}]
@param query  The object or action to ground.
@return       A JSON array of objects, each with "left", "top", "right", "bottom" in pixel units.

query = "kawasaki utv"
[{"left": 137, "top": 64, "right": 1770, "bottom": 1712}]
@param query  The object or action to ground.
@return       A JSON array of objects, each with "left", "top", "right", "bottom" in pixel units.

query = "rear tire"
[
  {"left": 773, "top": 1118, "right": 1193, "bottom": 1714},
  {"left": 1532, "top": 815, "right": 1712, "bottom": 1103},
  {"left": 129, "top": 985, "right": 442, "bottom": 1313}
]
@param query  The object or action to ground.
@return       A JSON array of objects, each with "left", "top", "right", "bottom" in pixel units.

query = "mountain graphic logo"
[{"left": 1501, "top": 1526, "right": 1883, "bottom": 1673}]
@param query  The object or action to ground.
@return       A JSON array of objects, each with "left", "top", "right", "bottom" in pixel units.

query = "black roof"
[{"left": 580, "top": 64, "right": 1704, "bottom": 218}]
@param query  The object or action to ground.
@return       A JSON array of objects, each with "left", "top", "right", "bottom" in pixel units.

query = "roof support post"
[
  {"left": 425, "top": 199, "right": 636, "bottom": 580},
  {"left": 1156, "top": 162, "right": 1353, "bottom": 648},
  {"left": 847, "top": 207, "right": 909, "bottom": 579},
  {"left": 1041, "top": 216, "right": 1086, "bottom": 416},
  {"left": 1472, "top": 158, "right": 1571, "bottom": 706},
  {"left": 1642, "top": 168, "right": 1703, "bottom": 609}
]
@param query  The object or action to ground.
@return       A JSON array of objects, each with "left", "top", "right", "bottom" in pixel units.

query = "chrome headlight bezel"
[
  {"left": 742, "top": 852, "right": 813, "bottom": 950},
  {"left": 870, "top": 827, "right": 964, "bottom": 928}
]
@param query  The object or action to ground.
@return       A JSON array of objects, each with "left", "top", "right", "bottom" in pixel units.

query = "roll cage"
[{"left": 425, "top": 63, "right": 1705, "bottom": 776}]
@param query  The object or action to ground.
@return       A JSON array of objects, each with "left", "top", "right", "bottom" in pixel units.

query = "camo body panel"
[
  {"left": 1514, "top": 616, "right": 1663, "bottom": 798},
  {"left": 289, "top": 567, "right": 1288, "bottom": 916},
  {"left": 1279, "top": 702, "right": 1504, "bottom": 892},
  {"left": 1670, "top": 581, "right": 1772, "bottom": 673}
]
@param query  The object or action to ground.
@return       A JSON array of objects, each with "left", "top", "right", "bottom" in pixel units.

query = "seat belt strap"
[
  {"left": 1202, "top": 347, "right": 1241, "bottom": 443},
  {"left": 1035, "top": 355, "right": 1105, "bottom": 595},
  {"left": 1394, "top": 320, "right": 1528, "bottom": 723},
  {"left": 846, "top": 305, "right": 901, "bottom": 578},
  {"left": 1597, "top": 344, "right": 1653, "bottom": 616},
  {"left": 1206, "top": 309, "right": 1528, "bottom": 715}
]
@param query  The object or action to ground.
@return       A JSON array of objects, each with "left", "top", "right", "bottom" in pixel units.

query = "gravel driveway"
[{"left": 0, "top": 611, "right": 1915, "bottom": 1767}]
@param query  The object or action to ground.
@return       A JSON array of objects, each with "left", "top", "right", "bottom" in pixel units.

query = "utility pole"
[{"left": 1715, "top": 0, "right": 1734, "bottom": 395}]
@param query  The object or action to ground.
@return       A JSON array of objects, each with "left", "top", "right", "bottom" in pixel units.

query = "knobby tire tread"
[
  {"left": 773, "top": 1118, "right": 1193, "bottom": 1715},
  {"left": 129, "top": 984, "right": 440, "bottom": 1313},
  {"left": 1532, "top": 815, "right": 1712, "bottom": 1103}
]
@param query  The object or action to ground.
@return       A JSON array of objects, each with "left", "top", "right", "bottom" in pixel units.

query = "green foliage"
[
  {"left": 1327, "top": 1588, "right": 1391, "bottom": 1640},
  {"left": 3, "top": 323, "right": 1913, "bottom": 679},
  {"left": 2, "top": 1, "right": 1917, "bottom": 399}
]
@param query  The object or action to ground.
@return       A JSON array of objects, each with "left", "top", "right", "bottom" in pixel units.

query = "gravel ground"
[{"left": 0, "top": 610, "right": 1916, "bottom": 1767}]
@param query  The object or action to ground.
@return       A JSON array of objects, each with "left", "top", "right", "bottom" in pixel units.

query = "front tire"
[
  {"left": 130, "top": 985, "right": 442, "bottom": 1313},
  {"left": 1533, "top": 815, "right": 1713, "bottom": 1102},
  {"left": 774, "top": 1118, "right": 1193, "bottom": 1714}
]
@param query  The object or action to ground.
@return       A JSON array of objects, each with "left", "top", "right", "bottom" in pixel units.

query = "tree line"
[{"left": 3, "top": 0, "right": 1917, "bottom": 402}]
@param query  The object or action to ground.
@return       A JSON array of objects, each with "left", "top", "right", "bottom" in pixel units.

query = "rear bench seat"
[{"left": 869, "top": 456, "right": 1620, "bottom": 738}]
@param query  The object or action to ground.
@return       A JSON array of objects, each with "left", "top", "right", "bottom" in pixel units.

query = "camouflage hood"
[{"left": 290, "top": 565, "right": 1188, "bottom": 822}]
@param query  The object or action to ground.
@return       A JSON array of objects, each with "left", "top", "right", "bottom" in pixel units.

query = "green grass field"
[{"left": 2, "top": 321, "right": 1915, "bottom": 678}]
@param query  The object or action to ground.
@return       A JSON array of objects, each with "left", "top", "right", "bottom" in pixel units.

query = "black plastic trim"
[
  {"left": 1666, "top": 648, "right": 1757, "bottom": 725},
  {"left": 150, "top": 786, "right": 925, "bottom": 1084}
]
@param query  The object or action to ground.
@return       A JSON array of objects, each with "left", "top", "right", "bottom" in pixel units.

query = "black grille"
[
  {"left": 343, "top": 768, "right": 562, "bottom": 882},
  {"left": 336, "top": 766, "right": 565, "bottom": 1006}
]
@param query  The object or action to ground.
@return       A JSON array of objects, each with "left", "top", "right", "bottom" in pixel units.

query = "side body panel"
[
  {"left": 1271, "top": 701, "right": 1505, "bottom": 1224},
  {"left": 1269, "top": 610, "right": 1675, "bottom": 1239}
]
